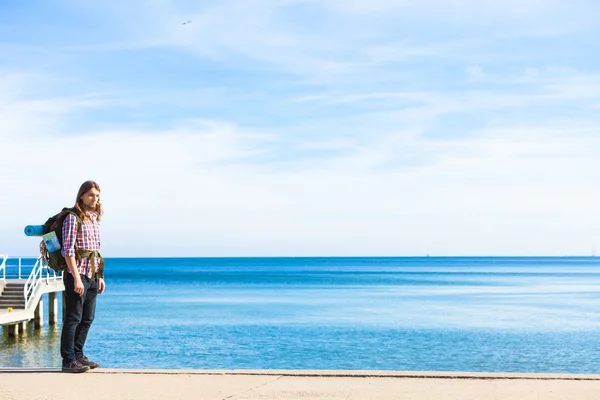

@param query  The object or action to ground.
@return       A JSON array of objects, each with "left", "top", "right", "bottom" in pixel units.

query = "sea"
[{"left": 2, "top": 256, "right": 600, "bottom": 373}]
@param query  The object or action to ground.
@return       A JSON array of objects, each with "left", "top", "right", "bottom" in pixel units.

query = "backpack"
[{"left": 39, "top": 208, "right": 83, "bottom": 272}]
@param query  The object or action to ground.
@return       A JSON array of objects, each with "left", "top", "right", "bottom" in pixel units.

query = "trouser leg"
[
  {"left": 60, "top": 274, "right": 97, "bottom": 363},
  {"left": 60, "top": 273, "right": 83, "bottom": 363},
  {"left": 74, "top": 277, "right": 97, "bottom": 358}
]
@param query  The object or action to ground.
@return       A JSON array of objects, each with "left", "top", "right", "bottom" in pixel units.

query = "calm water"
[{"left": 2, "top": 257, "right": 600, "bottom": 373}]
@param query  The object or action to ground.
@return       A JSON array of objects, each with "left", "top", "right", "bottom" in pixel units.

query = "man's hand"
[
  {"left": 98, "top": 278, "right": 106, "bottom": 294},
  {"left": 65, "top": 255, "right": 84, "bottom": 296},
  {"left": 74, "top": 276, "right": 85, "bottom": 296}
]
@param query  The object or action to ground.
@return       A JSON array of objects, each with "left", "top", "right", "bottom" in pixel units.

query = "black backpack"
[{"left": 39, "top": 208, "right": 83, "bottom": 272}]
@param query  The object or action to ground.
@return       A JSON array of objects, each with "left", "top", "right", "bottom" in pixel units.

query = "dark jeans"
[{"left": 60, "top": 273, "right": 97, "bottom": 364}]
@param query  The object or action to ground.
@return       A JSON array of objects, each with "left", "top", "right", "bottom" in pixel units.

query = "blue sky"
[{"left": 1, "top": 0, "right": 599, "bottom": 257}]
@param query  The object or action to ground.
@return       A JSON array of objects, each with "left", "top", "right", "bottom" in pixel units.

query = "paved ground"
[{"left": 2, "top": 369, "right": 600, "bottom": 400}]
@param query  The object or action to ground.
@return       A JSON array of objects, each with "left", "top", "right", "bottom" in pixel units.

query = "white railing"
[
  {"left": 18, "top": 256, "right": 23, "bottom": 279},
  {"left": 7, "top": 256, "right": 40, "bottom": 279},
  {"left": 0, "top": 254, "right": 7, "bottom": 282},
  {"left": 24, "top": 257, "right": 63, "bottom": 309}
]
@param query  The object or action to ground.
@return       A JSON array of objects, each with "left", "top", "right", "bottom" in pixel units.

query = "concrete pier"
[
  {"left": 7, "top": 323, "right": 18, "bottom": 336},
  {"left": 18, "top": 321, "right": 27, "bottom": 335},
  {"left": 0, "top": 258, "right": 65, "bottom": 339},
  {"left": 49, "top": 292, "right": 58, "bottom": 325},
  {"left": 1, "top": 280, "right": 65, "bottom": 335},
  {"left": 2, "top": 293, "right": 63, "bottom": 337},
  {"left": 5, "top": 320, "right": 28, "bottom": 337},
  {"left": 34, "top": 298, "right": 43, "bottom": 328}
]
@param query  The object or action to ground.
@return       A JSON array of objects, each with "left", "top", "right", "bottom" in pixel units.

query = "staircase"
[
  {"left": 0, "top": 283, "right": 26, "bottom": 309},
  {"left": 0, "top": 256, "right": 64, "bottom": 329}
]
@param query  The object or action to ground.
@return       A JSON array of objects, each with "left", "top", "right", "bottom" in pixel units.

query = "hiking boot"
[
  {"left": 62, "top": 359, "right": 90, "bottom": 373},
  {"left": 77, "top": 355, "right": 101, "bottom": 369}
]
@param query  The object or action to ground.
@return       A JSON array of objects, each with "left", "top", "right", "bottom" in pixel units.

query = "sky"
[{"left": 1, "top": 0, "right": 599, "bottom": 257}]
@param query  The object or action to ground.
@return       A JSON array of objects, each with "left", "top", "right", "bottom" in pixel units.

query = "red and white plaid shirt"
[{"left": 61, "top": 211, "right": 101, "bottom": 279}]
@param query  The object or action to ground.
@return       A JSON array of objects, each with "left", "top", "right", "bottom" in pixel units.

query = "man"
[{"left": 60, "top": 180, "right": 105, "bottom": 373}]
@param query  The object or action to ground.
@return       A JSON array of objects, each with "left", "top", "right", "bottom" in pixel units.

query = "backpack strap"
[
  {"left": 76, "top": 249, "right": 104, "bottom": 279},
  {"left": 68, "top": 209, "right": 102, "bottom": 279},
  {"left": 68, "top": 210, "right": 83, "bottom": 263}
]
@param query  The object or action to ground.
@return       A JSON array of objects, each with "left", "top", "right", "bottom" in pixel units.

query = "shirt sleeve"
[{"left": 61, "top": 214, "right": 78, "bottom": 257}]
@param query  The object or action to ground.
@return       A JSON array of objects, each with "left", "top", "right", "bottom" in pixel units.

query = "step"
[
  {"left": 0, "top": 298, "right": 25, "bottom": 303},
  {"left": 0, "top": 298, "right": 25, "bottom": 302}
]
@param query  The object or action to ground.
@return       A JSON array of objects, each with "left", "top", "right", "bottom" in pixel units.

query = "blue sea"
[{"left": 2, "top": 257, "right": 600, "bottom": 373}]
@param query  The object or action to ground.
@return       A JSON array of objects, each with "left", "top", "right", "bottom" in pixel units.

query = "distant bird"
[{"left": 182, "top": 20, "right": 192, "bottom": 25}]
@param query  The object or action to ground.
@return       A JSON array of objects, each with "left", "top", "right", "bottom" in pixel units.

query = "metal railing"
[
  {"left": 24, "top": 257, "right": 63, "bottom": 309},
  {"left": 0, "top": 254, "right": 7, "bottom": 282},
  {"left": 4, "top": 256, "right": 40, "bottom": 279}
]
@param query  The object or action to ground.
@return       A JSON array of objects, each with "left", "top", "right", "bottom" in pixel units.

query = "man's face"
[{"left": 81, "top": 188, "right": 100, "bottom": 210}]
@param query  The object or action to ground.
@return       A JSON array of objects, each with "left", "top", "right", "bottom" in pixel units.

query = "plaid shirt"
[{"left": 61, "top": 211, "right": 101, "bottom": 279}]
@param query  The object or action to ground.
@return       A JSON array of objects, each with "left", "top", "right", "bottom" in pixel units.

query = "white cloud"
[{"left": 3, "top": 79, "right": 599, "bottom": 257}]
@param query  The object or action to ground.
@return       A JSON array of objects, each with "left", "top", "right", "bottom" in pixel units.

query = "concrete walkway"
[{"left": 2, "top": 369, "right": 600, "bottom": 400}]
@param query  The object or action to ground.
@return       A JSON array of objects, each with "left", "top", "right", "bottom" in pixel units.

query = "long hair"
[{"left": 74, "top": 180, "right": 103, "bottom": 222}]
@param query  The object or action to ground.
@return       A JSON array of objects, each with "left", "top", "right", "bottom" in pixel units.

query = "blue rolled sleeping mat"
[{"left": 24, "top": 225, "right": 45, "bottom": 236}]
